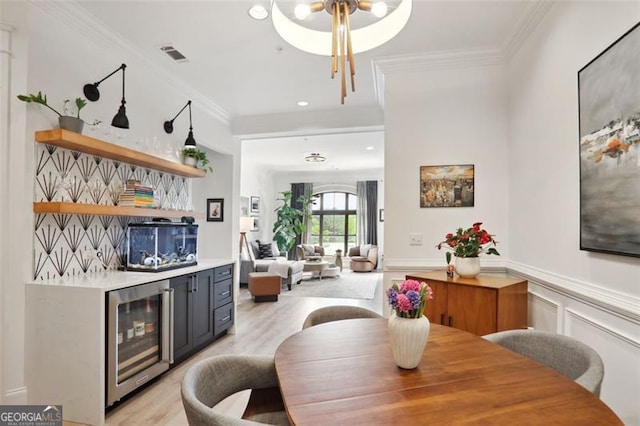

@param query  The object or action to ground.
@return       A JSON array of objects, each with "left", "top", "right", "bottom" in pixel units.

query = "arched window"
[{"left": 309, "top": 192, "right": 357, "bottom": 254}]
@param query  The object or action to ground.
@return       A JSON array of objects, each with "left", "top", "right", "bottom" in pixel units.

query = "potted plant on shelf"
[
  {"left": 181, "top": 147, "right": 212, "bottom": 173},
  {"left": 17, "top": 91, "right": 89, "bottom": 134}
]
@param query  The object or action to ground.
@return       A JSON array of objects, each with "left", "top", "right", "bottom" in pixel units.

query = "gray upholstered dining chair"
[
  {"left": 302, "top": 305, "right": 382, "bottom": 329},
  {"left": 181, "top": 354, "right": 290, "bottom": 425},
  {"left": 482, "top": 329, "right": 604, "bottom": 397}
]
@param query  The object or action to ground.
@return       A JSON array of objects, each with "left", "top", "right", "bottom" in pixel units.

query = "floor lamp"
[{"left": 239, "top": 216, "right": 254, "bottom": 260}]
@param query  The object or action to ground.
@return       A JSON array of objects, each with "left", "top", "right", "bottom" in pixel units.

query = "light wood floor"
[{"left": 100, "top": 272, "right": 384, "bottom": 425}]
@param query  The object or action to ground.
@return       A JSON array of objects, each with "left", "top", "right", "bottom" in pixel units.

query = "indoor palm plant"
[
  {"left": 17, "top": 91, "right": 88, "bottom": 133},
  {"left": 437, "top": 221, "right": 499, "bottom": 278},
  {"left": 272, "top": 190, "right": 315, "bottom": 256}
]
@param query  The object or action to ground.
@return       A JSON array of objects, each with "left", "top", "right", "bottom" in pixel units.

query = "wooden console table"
[{"left": 406, "top": 271, "right": 527, "bottom": 336}]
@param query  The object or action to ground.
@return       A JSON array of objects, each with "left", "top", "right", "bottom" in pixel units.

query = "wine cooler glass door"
[{"left": 107, "top": 279, "right": 173, "bottom": 406}]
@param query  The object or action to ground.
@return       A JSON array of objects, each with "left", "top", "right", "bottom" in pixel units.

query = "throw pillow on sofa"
[{"left": 257, "top": 240, "right": 274, "bottom": 259}]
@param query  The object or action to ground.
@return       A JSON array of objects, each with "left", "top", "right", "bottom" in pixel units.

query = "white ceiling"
[{"left": 72, "top": 0, "right": 538, "bottom": 173}]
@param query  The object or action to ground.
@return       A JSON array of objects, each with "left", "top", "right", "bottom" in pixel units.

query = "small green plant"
[
  {"left": 182, "top": 147, "right": 213, "bottom": 173},
  {"left": 17, "top": 91, "right": 86, "bottom": 118}
]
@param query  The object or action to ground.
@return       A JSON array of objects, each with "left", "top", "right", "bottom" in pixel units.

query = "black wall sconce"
[
  {"left": 83, "top": 63, "right": 130, "bottom": 129},
  {"left": 164, "top": 100, "right": 196, "bottom": 147}
]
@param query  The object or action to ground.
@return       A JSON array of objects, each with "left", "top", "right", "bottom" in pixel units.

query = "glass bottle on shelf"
[
  {"left": 144, "top": 297, "right": 156, "bottom": 333},
  {"left": 133, "top": 300, "right": 145, "bottom": 338},
  {"left": 125, "top": 302, "right": 135, "bottom": 342}
]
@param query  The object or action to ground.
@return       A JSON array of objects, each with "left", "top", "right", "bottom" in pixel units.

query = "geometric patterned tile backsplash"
[{"left": 33, "top": 143, "right": 191, "bottom": 280}]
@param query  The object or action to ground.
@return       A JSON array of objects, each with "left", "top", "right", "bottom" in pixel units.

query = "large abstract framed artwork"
[
  {"left": 578, "top": 22, "right": 640, "bottom": 257},
  {"left": 420, "top": 165, "right": 474, "bottom": 208}
]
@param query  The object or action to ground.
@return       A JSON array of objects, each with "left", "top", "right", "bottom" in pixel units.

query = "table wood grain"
[{"left": 275, "top": 319, "right": 621, "bottom": 425}]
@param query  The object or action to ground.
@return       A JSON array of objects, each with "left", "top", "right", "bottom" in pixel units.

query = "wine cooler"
[{"left": 107, "top": 280, "right": 174, "bottom": 406}]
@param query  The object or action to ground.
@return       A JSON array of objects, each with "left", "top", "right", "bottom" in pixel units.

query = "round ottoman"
[{"left": 323, "top": 265, "right": 340, "bottom": 278}]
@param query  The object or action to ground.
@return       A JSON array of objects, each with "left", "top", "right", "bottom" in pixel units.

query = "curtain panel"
[
  {"left": 356, "top": 180, "right": 378, "bottom": 245},
  {"left": 290, "top": 182, "right": 313, "bottom": 258}
]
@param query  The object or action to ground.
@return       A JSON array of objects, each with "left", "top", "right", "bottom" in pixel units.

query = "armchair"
[
  {"left": 296, "top": 244, "right": 325, "bottom": 261},
  {"left": 348, "top": 245, "right": 378, "bottom": 272}
]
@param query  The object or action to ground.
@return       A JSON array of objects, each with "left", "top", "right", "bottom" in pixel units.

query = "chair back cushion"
[
  {"left": 181, "top": 355, "right": 281, "bottom": 425},
  {"left": 483, "top": 330, "right": 604, "bottom": 396}
]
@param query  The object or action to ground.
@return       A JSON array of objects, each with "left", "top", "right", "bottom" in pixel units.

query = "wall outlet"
[{"left": 410, "top": 233, "right": 423, "bottom": 246}]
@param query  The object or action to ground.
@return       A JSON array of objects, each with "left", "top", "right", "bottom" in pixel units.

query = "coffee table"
[{"left": 302, "top": 260, "right": 329, "bottom": 280}]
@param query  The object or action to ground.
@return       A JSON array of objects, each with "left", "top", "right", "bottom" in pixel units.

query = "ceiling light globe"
[
  {"left": 294, "top": 4, "right": 311, "bottom": 20},
  {"left": 248, "top": 5, "right": 269, "bottom": 20},
  {"left": 371, "top": 2, "right": 388, "bottom": 18}
]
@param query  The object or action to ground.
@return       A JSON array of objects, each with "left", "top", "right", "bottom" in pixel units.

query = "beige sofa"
[
  {"left": 240, "top": 240, "right": 304, "bottom": 290},
  {"left": 296, "top": 244, "right": 325, "bottom": 261},
  {"left": 348, "top": 245, "right": 378, "bottom": 272}
]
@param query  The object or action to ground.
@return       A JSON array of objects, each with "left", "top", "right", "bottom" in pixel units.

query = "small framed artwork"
[
  {"left": 250, "top": 196, "right": 260, "bottom": 214},
  {"left": 578, "top": 22, "right": 640, "bottom": 257},
  {"left": 379, "top": 209, "right": 384, "bottom": 222},
  {"left": 206, "top": 198, "right": 224, "bottom": 222},
  {"left": 240, "top": 196, "right": 249, "bottom": 216},
  {"left": 251, "top": 216, "right": 259, "bottom": 232},
  {"left": 420, "top": 164, "right": 474, "bottom": 208}
]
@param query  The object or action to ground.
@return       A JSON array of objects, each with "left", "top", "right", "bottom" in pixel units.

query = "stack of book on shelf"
[{"left": 118, "top": 180, "right": 154, "bottom": 208}]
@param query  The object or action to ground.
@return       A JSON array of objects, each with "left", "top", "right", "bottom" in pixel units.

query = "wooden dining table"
[{"left": 274, "top": 319, "right": 622, "bottom": 425}]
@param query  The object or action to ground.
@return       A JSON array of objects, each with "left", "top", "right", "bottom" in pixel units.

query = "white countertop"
[{"left": 26, "top": 259, "right": 235, "bottom": 292}]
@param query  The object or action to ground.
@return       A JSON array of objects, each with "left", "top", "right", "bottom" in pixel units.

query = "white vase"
[
  {"left": 183, "top": 156, "right": 197, "bottom": 167},
  {"left": 454, "top": 257, "right": 481, "bottom": 278},
  {"left": 388, "top": 313, "right": 430, "bottom": 369}
]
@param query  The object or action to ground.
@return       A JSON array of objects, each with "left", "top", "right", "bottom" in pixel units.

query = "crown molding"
[
  {"left": 29, "top": 1, "right": 230, "bottom": 125},
  {"left": 231, "top": 104, "right": 384, "bottom": 138},
  {"left": 372, "top": 48, "right": 506, "bottom": 107},
  {"left": 502, "top": 1, "right": 555, "bottom": 61},
  {"left": 372, "top": 1, "right": 553, "bottom": 107}
]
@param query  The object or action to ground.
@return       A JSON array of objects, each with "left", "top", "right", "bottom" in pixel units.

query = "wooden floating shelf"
[
  {"left": 35, "top": 129, "right": 206, "bottom": 178},
  {"left": 33, "top": 202, "right": 204, "bottom": 219}
]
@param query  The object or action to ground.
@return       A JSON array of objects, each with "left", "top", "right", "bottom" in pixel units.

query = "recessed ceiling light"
[
  {"left": 248, "top": 5, "right": 269, "bottom": 20},
  {"left": 297, "top": 100, "right": 309, "bottom": 107},
  {"left": 366, "top": 146, "right": 374, "bottom": 150}
]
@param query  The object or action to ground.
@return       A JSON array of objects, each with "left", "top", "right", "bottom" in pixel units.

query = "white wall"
[
  {"left": 507, "top": 2, "right": 640, "bottom": 423},
  {"left": 382, "top": 2, "right": 639, "bottom": 423},
  {"left": 508, "top": 1, "right": 639, "bottom": 297},
  {"left": 384, "top": 63, "right": 510, "bottom": 268},
  {"left": 1, "top": 1, "right": 237, "bottom": 404}
]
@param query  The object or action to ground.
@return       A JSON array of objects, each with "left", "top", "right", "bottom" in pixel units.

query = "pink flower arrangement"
[{"left": 387, "top": 279, "right": 433, "bottom": 319}]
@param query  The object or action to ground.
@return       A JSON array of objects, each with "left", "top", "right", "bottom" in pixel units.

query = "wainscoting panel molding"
[
  {"left": 565, "top": 308, "right": 640, "bottom": 425},
  {"left": 528, "top": 290, "right": 560, "bottom": 333}
]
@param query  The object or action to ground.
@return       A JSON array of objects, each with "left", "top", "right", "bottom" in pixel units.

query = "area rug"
[{"left": 282, "top": 270, "right": 381, "bottom": 300}]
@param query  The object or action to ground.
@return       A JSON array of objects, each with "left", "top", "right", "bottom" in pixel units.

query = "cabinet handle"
[
  {"left": 193, "top": 276, "right": 198, "bottom": 293},
  {"left": 220, "top": 315, "right": 231, "bottom": 322},
  {"left": 220, "top": 290, "right": 230, "bottom": 297},
  {"left": 448, "top": 316, "right": 453, "bottom": 327},
  {"left": 440, "top": 314, "right": 445, "bottom": 325}
]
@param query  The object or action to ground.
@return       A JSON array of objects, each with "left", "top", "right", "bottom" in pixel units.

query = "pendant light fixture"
[
  {"left": 272, "top": 0, "right": 412, "bottom": 104},
  {"left": 83, "top": 63, "right": 130, "bottom": 129},
  {"left": 164, "top": 100, "right": 196, "bottom": 147}
]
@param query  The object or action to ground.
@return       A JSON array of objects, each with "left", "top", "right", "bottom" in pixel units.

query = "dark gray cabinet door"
[
  {"left": 170, "top": 274, "right": 193, "bottom": 361},
  {"left": 192, "top": 269, "right": 214, "bottom": 348}
]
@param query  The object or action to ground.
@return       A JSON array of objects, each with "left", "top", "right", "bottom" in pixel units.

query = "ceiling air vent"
[{"left": 160, "top": 45, "right": 188, "bottom": 63}]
